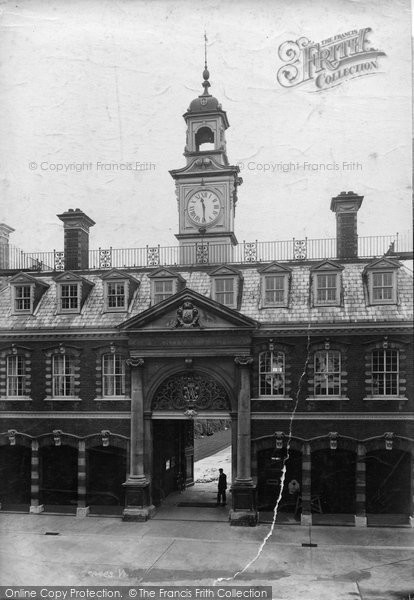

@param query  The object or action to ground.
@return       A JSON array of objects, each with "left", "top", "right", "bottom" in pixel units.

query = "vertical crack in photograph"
[{"left": 215, "top": 324, "right": 312, "bottom": 583}]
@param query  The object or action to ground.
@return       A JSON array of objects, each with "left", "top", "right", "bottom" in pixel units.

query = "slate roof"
[{"left": 0, "top": 262, "right": 412, "bottom": 331}]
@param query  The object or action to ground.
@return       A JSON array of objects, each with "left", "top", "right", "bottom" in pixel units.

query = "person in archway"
[{"left": 217, "top": 468, "right": 227, "bottom": 506}]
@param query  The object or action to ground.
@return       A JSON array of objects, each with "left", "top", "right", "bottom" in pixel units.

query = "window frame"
[
  {"left": 313, "top": 349, "right": 341, "bottom": 397},
  {"left": 258, "top": 350, "right": 286, "bottom": 397},
  {"left": 6, "top": 354, "right": 26, "bottom": 397},
  {"left": 369, "top": 270, "right": 397, "bottom": 305},
  {"left": 262, "top": 273, "right": 289, "bottom": 307},
  {"left": 102, "top": 353, "right": 126, "bottom": 397},
  {"left": 104, "top": 280, "right": 128, "bottom": 312},
  {"left": 213, "top": 276, "right": 237, "bottom": 308},
  {"left": 58, "top": 282, "right": 81, "bottom": 313},
  {"left": 371, "top": 348, "right": 399, "bottom": 397},
  {"left": 152, "top": 278, "right": 176, "bottom": 305},
  {"left": 52, "top": 353, "right": 76, "bottom": 397},
  {"left": 12, "top": 284, "right": 34, "bottom": 314},
  {"left": 313, "top": 271, "right": 341, "bottom": 306}
]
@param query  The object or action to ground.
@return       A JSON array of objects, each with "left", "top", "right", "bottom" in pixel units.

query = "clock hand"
[{"left": 200, "top": 198, "right": 206, "bottom": 222}]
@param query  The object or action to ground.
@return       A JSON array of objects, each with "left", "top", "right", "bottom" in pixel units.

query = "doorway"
[{"left": 151, "top": 417, "right": 232, "bottom": 507}]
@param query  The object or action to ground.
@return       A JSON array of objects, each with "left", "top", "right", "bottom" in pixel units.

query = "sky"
[{"left": 0, "top": 0, "right": 412, "bottom": 254}]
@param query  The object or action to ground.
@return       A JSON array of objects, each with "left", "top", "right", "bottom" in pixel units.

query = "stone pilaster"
[
  {"left": 229, "top": 355, "right": 257, "bottom": 526},
  {"left": 76, "top": 440, "right": 89, "bottom": 518},
  {"left": 122, "top": 357, "right": 154, "bottom": 521},
  {"left": 410, "top": 451, "right": 414, "bottom": 528},
  {"left": 300, "top": 443, "right": 312, "bottom": 526},
  {"left": 29, "top": 440, "right": 44, "bottom": 514},
  {"left": 355, "top": 443, "right": 367, "bottom": 527}
]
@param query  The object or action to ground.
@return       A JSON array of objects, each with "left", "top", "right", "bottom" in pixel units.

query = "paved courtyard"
[{"left": 1, "top": 446, "right": 413, "bottom": 599}]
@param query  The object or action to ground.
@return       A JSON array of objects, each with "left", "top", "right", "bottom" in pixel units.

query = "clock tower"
[{"left": 170, "top": 61, "right": 242, "bottom": 264}]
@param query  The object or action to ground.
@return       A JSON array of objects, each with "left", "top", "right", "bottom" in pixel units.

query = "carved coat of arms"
[{"left": 173, "top": 298, "right": 200, "bottom": 328}]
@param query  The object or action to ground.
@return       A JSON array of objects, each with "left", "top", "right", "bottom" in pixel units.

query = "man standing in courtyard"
[{"left": 217, "top": 468, "right": 227, "bottom": 506}]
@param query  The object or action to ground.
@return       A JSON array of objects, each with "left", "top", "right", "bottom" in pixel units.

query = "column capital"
[
  {"left": 126, "top": 357, "right": 144, "bottom": 368},
  {"left": 234, "top": 355, "right": 253, "bottom": 367}
]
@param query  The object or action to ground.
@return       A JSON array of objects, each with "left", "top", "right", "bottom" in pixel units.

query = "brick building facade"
[{"left": 0, "top": 65, "right": 413, "bottom": 526}]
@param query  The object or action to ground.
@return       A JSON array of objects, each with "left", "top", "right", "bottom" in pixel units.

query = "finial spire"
[{"left": 202, "top": 31, "right": 211, "bottom": 96}]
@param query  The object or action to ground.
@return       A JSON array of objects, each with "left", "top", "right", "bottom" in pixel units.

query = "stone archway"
[{"left": 151, "top": 371, "right": 232, "bottom": 504}]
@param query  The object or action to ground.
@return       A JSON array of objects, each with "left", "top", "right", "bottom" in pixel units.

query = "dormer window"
[
  {"left": 107, "top": 282, "right": 126, "bottom": 309},
  {"left": 364, "top": 258, "right": 399, "bottom": 305},
  {"left": 214, "top": 277, "right": 235, "bottom": 306},
  {"left": 10, "top": 272, "right": 49, "bottom": 316},
  {"left": 14, "top": 285, "right": 33, "bottom": 313},
  {"left": 149, "top": 268, "right": 185, "bottom": 306},
  {"left": 311, "top": 261, "right": 343, "bottom": 307},
  {"left": 101, "top": 269, "right": 139, "bottom": 313},
  {"left": 259, "top": 262, "right": 291, "bottom": 308},
  {"left": 54, "top": 271, "right": 94, "bottom": 315},
  {"left": 154, "top": 279, "right": 174, "bottom": 304},
  {"left": 60, "top": 283, "right": 80, "bottom": 311},
  {"left": 210, "top": 266, "right": 242, "bottom": 309}
]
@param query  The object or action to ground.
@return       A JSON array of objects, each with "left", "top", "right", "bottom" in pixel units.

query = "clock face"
[{"left": 187, "top": 190, "right": 221, "bottom": 227}]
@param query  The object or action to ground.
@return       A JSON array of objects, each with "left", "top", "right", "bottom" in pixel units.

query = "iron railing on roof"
[{"left": 4, "top": 231, "right": 412, "bottom": 272}]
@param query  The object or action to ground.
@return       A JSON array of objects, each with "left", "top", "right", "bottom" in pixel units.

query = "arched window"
[
  {"left": 52, "top": 354, "right": 76, "bottom": 397},
  {"left": 372, "top": 349, "right": 399, "bottom": 396},
  {"left": 195, "top": 126, "right": 214, "bottom": 151},
  {"left": 259, "top": 351, "right": 285, "bottom": 396},
  {"left": 314, "top": 350, "right": 341, "bottom": 396},
  {"left": 102, "top": 353, "right": 125, "bottom": 397}
]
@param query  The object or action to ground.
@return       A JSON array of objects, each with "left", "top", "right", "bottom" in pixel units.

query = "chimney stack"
[
  {"left": 57, "top": 209, "right": 95, "bottom": 270},
  {"left": 330, "top": 191, "right": 363, "bottom": 259},
  {"left": 0, "top": 223, "right": 15, "bottom": 269}
]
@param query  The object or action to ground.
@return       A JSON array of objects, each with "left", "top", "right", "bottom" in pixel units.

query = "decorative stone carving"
[
  {"left": 173, "top": 298, "right": 200, "bottom": 329},
  {"left": 53, "top": 429, "right": 62, "bottom": 446},
  {"left": 275, "top": 431, "right": 283, "bottom": 449},
  {"left": 184, "top": 409, "right": 198, "bottom": 419},
  {"left": 384, "top": 432, "right": 394, "bottom": 450},
  {"left": 8, "top": 429, "right": 16, "bottom": 446},
  {"left": 153, "top": 373, "right": 230, "bottom": 411},
  {"left": 126, "top": 357, "right": 144, "bottom": 368},
  {"left": 329, "top": 431, "right": 338, "bottom": 450},
  {"left": 234, "top": 355, "right": 253, "bottom": 367},
  {"left": 101, "top": 430, "right": 110, "bottom": 447}
]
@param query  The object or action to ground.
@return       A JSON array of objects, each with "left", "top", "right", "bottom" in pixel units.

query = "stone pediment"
[
  {"left": 10, "top": 272, "right": 49, "bottom": 288},
  {"left": 118, "top": 288, "right": 257, "bottom": 331},
  {"left": 363, "top": 257, "right": 401, "bottom": 273},
  {"left": 310, "top": 260, "right": 344, "bottom": 272}
]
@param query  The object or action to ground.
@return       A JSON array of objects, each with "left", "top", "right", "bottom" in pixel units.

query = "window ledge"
[
  {"left": 1, "top": 396, "right": 32, "bottom": 401},
  {"left": 45, "top": 397, "right": 82, "bottom": 402},
  {"left": 95, "top": 396, "right": 130, "bottom": 402},
  {"left": 252, "top": 396, "right": 294, "bottom": 401},
  {"left": 363, "top": 396, "right": 408, "bottom": 402},
  {"left": 307, "top": 396, "right": 349, "bottom": 402}
]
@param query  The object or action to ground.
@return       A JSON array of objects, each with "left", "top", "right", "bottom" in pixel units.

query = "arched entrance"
[
  {"left": 366, "top": 448, "right": 411, "bottom": 515},
  {"left": 86, "top": 445, "right": 127, "bottom": 514},
  {"left": 311, "top": 448, "right": 356, "bottom": 514},
  {"left": 150, "top": 371, "right": 232, "bottom": 505},
  {"left": 257, "top": 447, "right": 302, "bottom": 515},
  {"left": 39, "top": 445, "right": 78, "bottom": 512},
  {"left": 0, "top": 445, "right": 31, "bottom": 510}
]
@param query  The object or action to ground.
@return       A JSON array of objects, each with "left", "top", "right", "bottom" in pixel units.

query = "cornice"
[
  {"left": 251, "top": 412, "right": 414, "bottom": 420},
  {"left": 255, "top": 322, "right": 413, "bottom": 336},
  {"left": 0, "top": 411, "right": 130, "bottom": 419},
  {"left": 0, "top": 330, "right": 129, "bottom": 340}
]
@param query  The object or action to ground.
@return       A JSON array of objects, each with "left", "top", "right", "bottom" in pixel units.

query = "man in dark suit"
[{"left": 217, "top": 468, "right": 227, "bottom": 506}]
